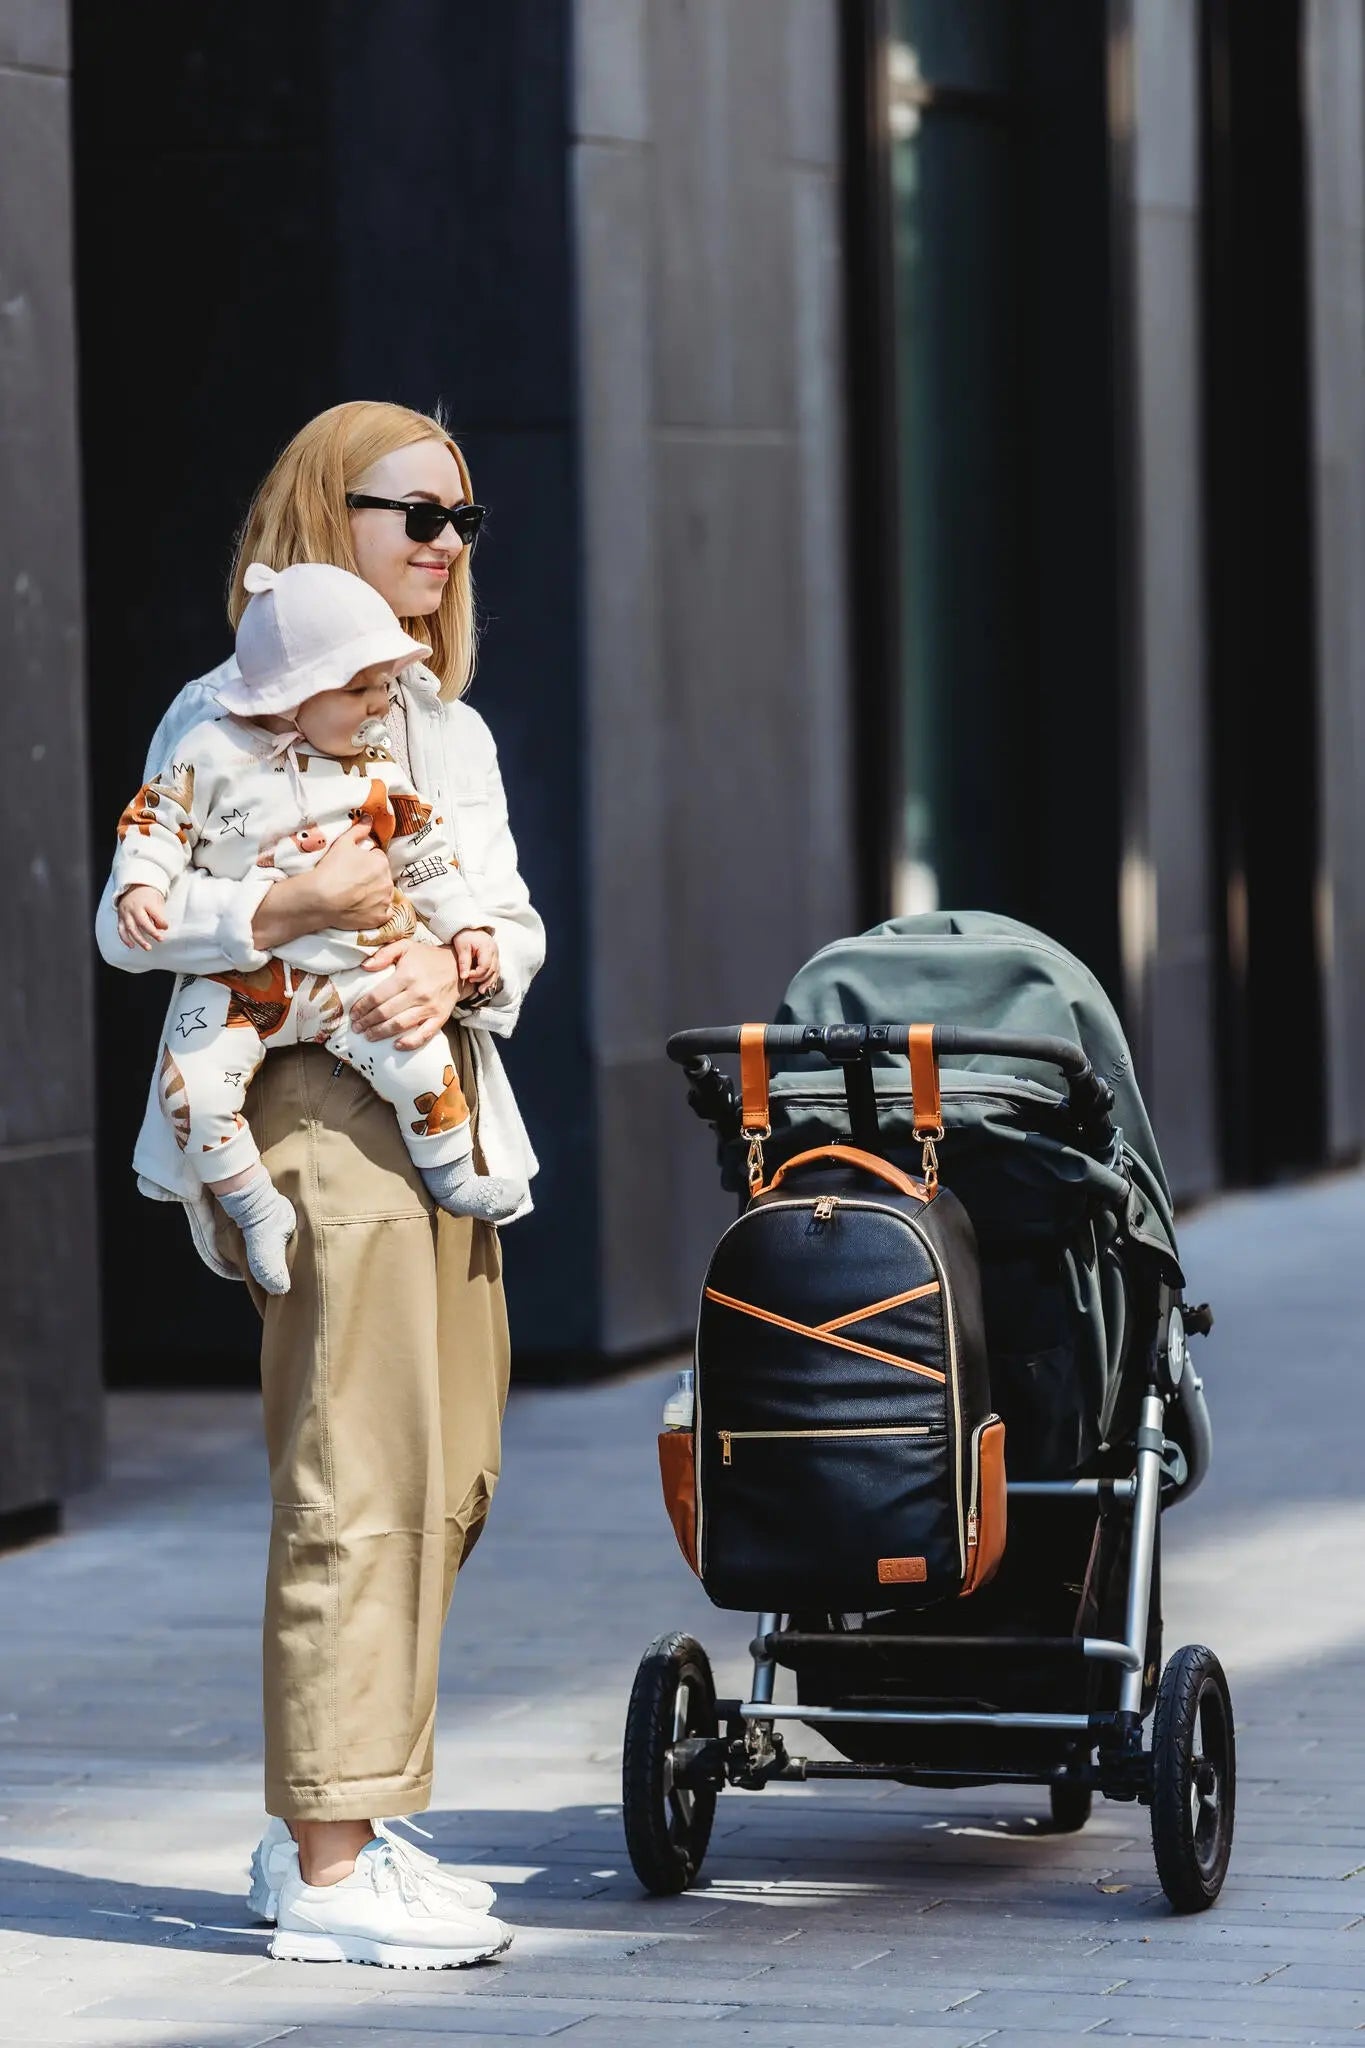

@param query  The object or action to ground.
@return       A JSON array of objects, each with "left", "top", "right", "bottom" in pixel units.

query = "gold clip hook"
[
  {"left": 919, "top": 1126, "right": 943, "bottom": 1197},
  {"left": 744, "top": 1126, "right": 770, "bottom": 1196}
]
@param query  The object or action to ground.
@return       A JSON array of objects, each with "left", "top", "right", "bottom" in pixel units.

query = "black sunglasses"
[{"left": 346, "top": 493, "right": 486, "bottom": 546}]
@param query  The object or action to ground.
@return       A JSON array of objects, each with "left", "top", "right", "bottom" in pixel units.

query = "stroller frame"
[
  {"left": 624, "top": 1022, "right": 1234, "bottom": 1915},
  {"left": 735, "top": 1380, "right": 1165, "bottom": 1760}
]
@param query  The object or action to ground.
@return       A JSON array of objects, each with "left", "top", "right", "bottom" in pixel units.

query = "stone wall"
[
  {"left": 1305, "top": 0, "right": 1365, "bottom": 1159},
  {"left": 571, "top": 0, "right": 855, "bottom": 1350},
  {"left": 0, "top": 0, "right": 102, "bottom": 1516}
]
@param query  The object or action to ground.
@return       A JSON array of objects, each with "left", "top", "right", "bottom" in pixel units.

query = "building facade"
[
  {"left": 2, "top": 0, "right": 1363, "bottom": 1525},
  {"left": 0, "top": 4, "right": 102, "bottom": 1528}
]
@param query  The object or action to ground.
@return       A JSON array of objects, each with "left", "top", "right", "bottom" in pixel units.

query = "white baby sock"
[
  {"left": 216, "top": 1166, "right": 297, "bottom": 1295},
  {"left": 419, "top": 1156, "right": 524, "bottom": 1225}
]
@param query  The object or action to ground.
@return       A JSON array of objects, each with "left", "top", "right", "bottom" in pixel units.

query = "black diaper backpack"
[{"left": 662, "top": 1027, "right": 1005, "bottom": 1613}]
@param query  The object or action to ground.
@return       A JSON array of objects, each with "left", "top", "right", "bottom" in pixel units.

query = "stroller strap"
[{"left": 739, "top": 1022, "right": 770, "bottom": 1133}]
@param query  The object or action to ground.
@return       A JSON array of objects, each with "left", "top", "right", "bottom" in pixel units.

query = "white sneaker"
[
  {"left": 247, "top": 1817, "right": 297, "bottom": 1922},
  {"left": 247, "top": 1815, "right": 496, "bottom": 1922},
  {"left": 269, "top": 1835, "right": 513, "bottom": 1969}
]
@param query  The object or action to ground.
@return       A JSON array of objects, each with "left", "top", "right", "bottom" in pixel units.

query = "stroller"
[{"left": 623, "top": 913, "right": 1234, "bottom": 1914}]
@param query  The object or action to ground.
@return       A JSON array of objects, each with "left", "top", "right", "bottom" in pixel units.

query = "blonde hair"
[{"left": 228, "top": 400, "right": 478, "bottom": 700}]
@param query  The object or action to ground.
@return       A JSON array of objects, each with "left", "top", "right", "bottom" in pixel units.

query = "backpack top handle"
[{"left": 755, "top": 1143, "right": 932, "bottom": 1204}]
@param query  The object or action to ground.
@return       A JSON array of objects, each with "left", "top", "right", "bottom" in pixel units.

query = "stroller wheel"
[
  {"left": 1048, "top": 1779, "right": 1093, "bottom": 1833},
  {"left": 1150, "top": 1645, "right": 1236, "bottom": 1913},
  {"left": 623, "top": 1632, "right": 719, "bottom": 1895}
]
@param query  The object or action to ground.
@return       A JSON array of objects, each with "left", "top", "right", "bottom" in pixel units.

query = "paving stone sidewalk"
[{"left": 2, "top": 1173, "right": 1365, "bottom": 2045}]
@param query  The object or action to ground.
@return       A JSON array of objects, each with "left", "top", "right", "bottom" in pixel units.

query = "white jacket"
[{"left": 94, "top": 657, "right": 545, "bottom": 1278}]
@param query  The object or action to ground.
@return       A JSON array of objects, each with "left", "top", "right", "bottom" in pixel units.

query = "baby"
[{"left": 112, "top": 560, "right": 525, "bottom": 1296}]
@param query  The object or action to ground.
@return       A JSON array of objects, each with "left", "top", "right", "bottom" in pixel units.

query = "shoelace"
[
  {"left": 369, "top": 1838, "right": 437, "bottom": 1911},
  {"left": 371, "top": 1821, "right": 489, "bottom": 1906}
]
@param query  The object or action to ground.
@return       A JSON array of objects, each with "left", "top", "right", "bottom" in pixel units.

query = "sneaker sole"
[{"left": 269, "top": 1927, "right": 512, "bottom": 1969}]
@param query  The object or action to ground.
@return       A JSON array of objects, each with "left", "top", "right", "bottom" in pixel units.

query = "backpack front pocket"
[{"left": 701, "top": 1423, "right": 959, "bottom": 1611}]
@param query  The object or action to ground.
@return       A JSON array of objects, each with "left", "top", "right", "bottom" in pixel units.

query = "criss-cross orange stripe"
[
  {"left": 817, "top": 1280, "right": 941, "bottom": 1334},
  {"left": 703, "top": 1287, "right": 947, "bottom": 1384}
]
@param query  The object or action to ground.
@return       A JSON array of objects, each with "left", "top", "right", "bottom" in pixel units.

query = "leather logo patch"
[{"left": 878, "top": 1556, "right": 927, "bottom": 1584}]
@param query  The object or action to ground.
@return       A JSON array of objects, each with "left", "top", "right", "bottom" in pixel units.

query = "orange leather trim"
[
  {"left": 909, "top": 1024, "right": 942, "bottom": 1137},
  {"left": 761, "top": 1143, "right": 929, "bottom": 1202},
  {"left": 739, "top": 1022, "right": 770, "bottom": 1133},
  {"left": 817, "top": 1281, "right": 941, "bottom": 1333},
  {"left": 658, "top": 1431, "right": 699, "bottom": 1576},
  {"left": 960, "top": 1418, "right": 1007, "bottom": 1597},
  {"left": 703, "top": 1286, "right": 947, "bottom": 1384},
  {"left": 878, "top": 1556, "right": 927, "bottom": 1585}
]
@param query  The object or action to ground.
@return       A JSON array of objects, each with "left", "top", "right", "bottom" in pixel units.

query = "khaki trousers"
[{"left": 214, "top": 1031, "right": 509, "bottom": 1820}]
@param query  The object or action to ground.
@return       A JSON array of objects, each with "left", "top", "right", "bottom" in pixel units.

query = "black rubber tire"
[
  {"left": 622, "top": 1632, "right": 719, "bottom": 1895},
  {"left": 1048, "top": 1780, "right": 1093, "bottom": 1833},
  {"left": 1150, "top": 1644, "right": 1236, "bottom": 1912}
]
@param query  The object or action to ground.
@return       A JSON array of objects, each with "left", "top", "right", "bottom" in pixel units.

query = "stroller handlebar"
[{"left": 665, "top": 1023, "right": 1117, "bottom": 1135}]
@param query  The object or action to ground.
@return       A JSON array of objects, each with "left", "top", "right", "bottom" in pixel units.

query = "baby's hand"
[
  {"left": 116, "top": 884, "right": 169, "bottom": 951},
  {"left": 452, "top": 927, "right": 500, "bottom": 988}
]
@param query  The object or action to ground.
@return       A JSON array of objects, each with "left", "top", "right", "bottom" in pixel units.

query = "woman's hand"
[
  {"left": 251, "top": 824, "right": 394, "bottom": 952},
  {"left": 351, "top": 939, "right": 461, "bottom": 1049}
]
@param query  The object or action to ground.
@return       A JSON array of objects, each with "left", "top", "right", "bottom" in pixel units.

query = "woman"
[{"left": 94, "top": 401, "right": 544, "bottom": 1969}]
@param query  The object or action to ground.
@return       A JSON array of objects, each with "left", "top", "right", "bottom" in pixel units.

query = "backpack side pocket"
[{"left": 658, "top": 1431, "right": 699, "bottom": 1576}]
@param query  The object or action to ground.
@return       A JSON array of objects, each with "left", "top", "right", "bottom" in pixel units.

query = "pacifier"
[{"left": 350, "top": 716, "right": 391, "bottom": 751}]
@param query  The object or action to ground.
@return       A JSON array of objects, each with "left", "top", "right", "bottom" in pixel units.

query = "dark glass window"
[{"left": 886, "top": 1, "right": 1021, "bottom": 915}]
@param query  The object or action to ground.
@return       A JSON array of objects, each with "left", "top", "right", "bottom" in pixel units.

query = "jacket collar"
[{"left": 398, "top": 661, "right": 444, "bottom": 704}]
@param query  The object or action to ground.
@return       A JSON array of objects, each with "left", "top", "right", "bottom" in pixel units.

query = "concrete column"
[
  {"left": 1108, "top": 0, "right": 1219, "bottom": 1197},
  {"left": 571, "top": 0, "right": 855, "bottom": 1351},
  {"left": 0, "top": 0, "right": 102, "bottom": 1517},
  {"left": 1303, "top": 0, "right": 1365, "bottom": 1158}
]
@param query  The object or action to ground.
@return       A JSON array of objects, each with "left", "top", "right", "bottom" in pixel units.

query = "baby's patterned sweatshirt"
[{"left": 111, "top": 713, "right": 489, "bottom": 971}]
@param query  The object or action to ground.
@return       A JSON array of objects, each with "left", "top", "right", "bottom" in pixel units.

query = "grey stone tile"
[
  {"left": 11, "top": 2029, "right": 293, "bottom": 2048},
  {"left": 573, "top": 0, "right": 649, "bottom": 142},
  {"left": 0, "top": 1152, "right": 103, "bottom": 1510},
  {"left": 783, "top": 0, "right": 840, "bottom": 168},
  {"left": 0, "top": 0, "right": 68, "bottom": 73},
  {"left": 278, "top": 2032, "right": 574, "bottom": 2047},
  {"left": 265, "top": 2008, "right": 579, "bottom": 2038},
  {"left": 1096, "top": 2024, "right": 1365, "bottom": 2046},
  {"left": 0, "top": 64, "right": 95, "bottom": 1151},
  {"left": 1098, "top": 1982, "right": 1365, "bottom": 2025},
  {"left": 1276, "top": 1960, "right": 1365, "bottom": 1990},
  {"left": 549, "top": 2029, "right": 988, "bottom": 2048},
  {"left": 653, "top": 434, "right": 805, "bottom": 1007},
  {"left": 1132, "top": 0, "right": 1200, "bottom": 209},
  {"left": 84, "top": 1988, "right": 385, "bottom": 2022},
  {"left": 648, "top": 0, "right": 734, "bottom": 427},
  {"left": 719, "top": 2, "right": 795, "bottom": 431}
]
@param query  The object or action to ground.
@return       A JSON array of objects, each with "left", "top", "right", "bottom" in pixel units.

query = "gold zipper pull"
[
  {"left": 812, "top": 1196, "right": 837, "bottom": 1221},
  {"left": 966, "top": 1509, "right": 979, "bottom": 1548},
  {"left": 720, "top": 1430, "right": 732, "bottom": 1465}
]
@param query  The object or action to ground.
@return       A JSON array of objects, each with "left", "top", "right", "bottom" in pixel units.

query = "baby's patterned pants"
[{"left": 157, "top": 957, "right": 473, "bottom": 1184}]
